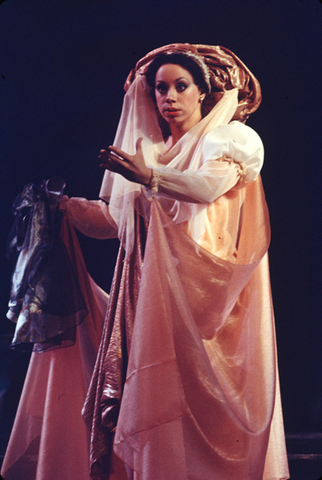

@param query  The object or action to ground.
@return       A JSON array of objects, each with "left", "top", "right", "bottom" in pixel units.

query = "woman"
[
  {"left": 72, "top": 44, "right": 288, "bottom": 479},
  {"left": 2, "top": 43, "right": 289, "bottom": 480}
]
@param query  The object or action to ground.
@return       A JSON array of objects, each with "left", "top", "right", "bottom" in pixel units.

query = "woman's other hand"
[
  {"left": 99, "top": 138, "right": 152, "bottom": 186},
  {"left": 59, "top": 195, "right": 69, "bottom": 211}
]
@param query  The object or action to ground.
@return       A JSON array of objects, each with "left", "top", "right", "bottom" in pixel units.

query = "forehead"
[{"left": 155, "top": 63, "right": 195, "bottom": 83}]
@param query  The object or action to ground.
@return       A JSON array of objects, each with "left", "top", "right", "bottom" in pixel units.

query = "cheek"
[
  {"left": 186, "top": 90, "right": 200, "bottom": 107},
  {"left": 179, "top": 88, "right": 200, "bottom": 110},
  {"left": 155, "top": 94, "right": 162, "bottom": 111},
  {"left": 155, "top": 95, "right": 166, "bottom": 117}
]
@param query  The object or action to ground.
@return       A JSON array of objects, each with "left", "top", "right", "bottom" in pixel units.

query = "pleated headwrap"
[{"left": 125, "top": 43, "right": 262, "bottom": 123}]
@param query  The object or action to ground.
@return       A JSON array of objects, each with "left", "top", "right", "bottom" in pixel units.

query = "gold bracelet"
[{"left": 148, "top": 169, "right": 160, "bottom": 197}]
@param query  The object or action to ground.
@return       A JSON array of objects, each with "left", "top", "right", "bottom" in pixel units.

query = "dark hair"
[{"left": 145, "top": 52, "right": 210, "bottom": 99}]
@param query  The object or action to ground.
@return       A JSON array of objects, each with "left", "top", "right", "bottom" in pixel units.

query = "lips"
[{"left": 164, "top": 108, "right": 180, "bottom": 116}]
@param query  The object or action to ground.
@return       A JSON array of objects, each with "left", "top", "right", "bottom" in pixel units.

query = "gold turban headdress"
[{"left": 124, "top": 43, "right": 261, "bottom": 124}]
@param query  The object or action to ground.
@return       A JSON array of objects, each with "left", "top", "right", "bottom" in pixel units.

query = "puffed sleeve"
[
  {"left": 150, "top": 121, "right": 264, "bottom": 204},
  {"left": 64, "top": 197, "right": 118, "bottom": 239}
]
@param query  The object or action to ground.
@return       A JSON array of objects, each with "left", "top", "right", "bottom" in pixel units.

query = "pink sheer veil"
[{"left": 99, "top": 76, "right": 239, "bottom": 257}]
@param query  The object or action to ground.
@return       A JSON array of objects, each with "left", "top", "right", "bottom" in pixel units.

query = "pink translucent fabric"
[
  {"left": 99, "top": 84, "right": 240, "bottom": 258},
  {"left": 78, "top": 175, "right": 289, "bottom": 478},
  {"left": 1, "top": 217, "right": 108, "bottom": 480},
  {"left": 112, "top": 183, "right": 289, "bottom": 479}
]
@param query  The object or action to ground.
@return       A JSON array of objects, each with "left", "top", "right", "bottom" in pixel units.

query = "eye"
[
  {"left": 155, "top": 84, "right": 167, "bottom": 94},
  {"left": 176, "top": 83, "right": 188, "bottom": 92}
]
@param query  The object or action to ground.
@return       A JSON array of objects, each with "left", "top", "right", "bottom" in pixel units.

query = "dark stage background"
[{"left": 0, "top": 0, "right": 321, "bottom": 462}]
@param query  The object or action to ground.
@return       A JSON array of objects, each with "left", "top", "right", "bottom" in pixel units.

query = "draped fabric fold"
[
  {"left": 6, "top": 178, "right": 89, "bottom": 351},
  {"left": 1, "top": 216, "right": 108, "bottom": 480},
  {"left": 82, "top": 215, "right": 147, "bottom": 480},
  {"left": 113, "top": 190, "right": 285, "bottom": 479},
  {"left": 83, "top": 180, "right": 289, "bottom": 479}
]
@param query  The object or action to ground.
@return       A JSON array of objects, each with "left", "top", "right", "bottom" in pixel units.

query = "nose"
[{"left": 166, "top": 87, "right": 176, "bottom": 103}]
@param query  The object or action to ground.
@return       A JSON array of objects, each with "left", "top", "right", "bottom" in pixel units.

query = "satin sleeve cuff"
[{"left": 64, "top": 197, "right": 118, "bottom": 239}]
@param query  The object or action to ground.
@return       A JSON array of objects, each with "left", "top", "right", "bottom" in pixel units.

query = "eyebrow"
[{"left": 156, "top": 77, "right": 189, "bottom": 83}]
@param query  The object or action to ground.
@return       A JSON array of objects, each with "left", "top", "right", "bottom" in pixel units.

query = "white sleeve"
[
  {"left": 151, "top": 121, "right": 264, "bottom": 204},
  {"left": 65, "top": 197, "right": 118, "bottom": 239}
]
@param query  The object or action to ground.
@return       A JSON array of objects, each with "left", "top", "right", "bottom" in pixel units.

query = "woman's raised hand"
[{"left": 99, "top": 138, "right": 152, "bottom": 186}]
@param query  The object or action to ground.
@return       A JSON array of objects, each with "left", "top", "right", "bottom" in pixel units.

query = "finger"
[
  {"left": 100, "top": 163, "right": 116, "bottom": 171},
  {"left": 98, "top": 150, "right": 109, "bottom": 160},
  {"left": 99, "top": 150, "right": 129, "bottom": 171},
  {"left": 100, "top": 163, "right": 110, "bottom": 170},
  {"left": 136, "top": 137, "right": 143, "bottom": 153},
  {"left": 108, "top": 145, "right": 129, "bottom": 160},
  {"left": 99, "top": 149, "right": 124, "bottom": 164},
  {"left": 98, "top": 153, "right": 111, "bottom": 165},
  {"left": 98, "top": 151, "right": 119, "bottom": 167},
  {"left": 108, "top": 152, "right": 128, "bottom": 163},
  {"left": 99, "top": 152, "right": 124, "bottom": 165},
  {"left": 99, "top": 149, "right": 122, "bottom": 160},
  {"left": 100, "top": 160, "right": 124, "bottom": 174}
]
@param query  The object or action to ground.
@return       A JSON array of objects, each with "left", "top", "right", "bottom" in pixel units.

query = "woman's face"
[{"left": 154, "top": 63, "right": 203, "bottom": 134}]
